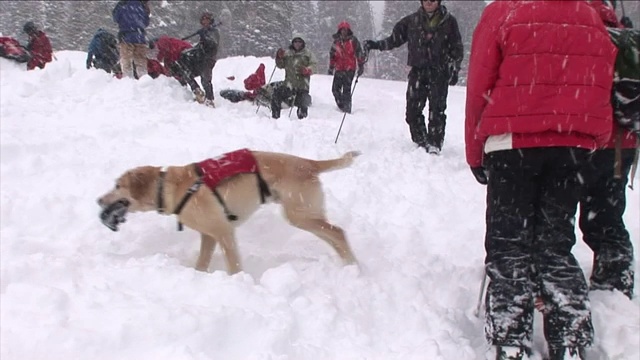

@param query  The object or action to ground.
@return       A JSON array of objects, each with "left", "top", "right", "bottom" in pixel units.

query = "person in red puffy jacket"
[
  {"left": 23, "top": 21, "right": 52, "bottom": 70},
  {"left": 465, "top": 1, "right": 617, "bottom": 359},
  {"left": 328, "top": 21, "right": 365, "bottom": 114},
  {"left": 149, "top": 36, "right": 192, "bottom": 75},
  {"left": 578, "top": 0, "right": 637, "bottom": 300}
]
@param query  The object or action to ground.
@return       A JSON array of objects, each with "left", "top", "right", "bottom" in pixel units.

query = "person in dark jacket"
[
  {"left": 328, "top": 21, "right": 365, "bottom": 114},
  {"left": 272, "top": 36, "right": 317, "bottom": 119},
  {"left": 112, "top": 0, "right": 150, "bottom": 79},
  {"left": 23, "top": 21, "right": 52, "bottom": 70},
  {"left": 176, "top": 12, "right": 220, "bottom": 106},
  {"left": 364, "top": 0, "right": 463, "bottom": 155},
  {"left": 86, "top": 29, "right": 120, "bottom": 74},
  {"left": 579, "top": 0, "right": 636, "bottom": 300},
  {"left": 465, "top": 1, "right": 617, "bottom": 359}
]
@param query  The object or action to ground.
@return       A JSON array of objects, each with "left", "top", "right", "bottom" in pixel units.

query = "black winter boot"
[{"left": 548, "top": 346, "right": 586, "bottom": 360}]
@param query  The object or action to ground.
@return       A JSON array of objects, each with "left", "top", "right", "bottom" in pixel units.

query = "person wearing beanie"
[
  {"left": 23, "top": 21, "right": 52, "bottom": 70},
  {"left": 272, "top": 35, "right": 317, "bottom": 119},
  {"left": 364, "top": 0, "right": 463, "bottom": 155}
]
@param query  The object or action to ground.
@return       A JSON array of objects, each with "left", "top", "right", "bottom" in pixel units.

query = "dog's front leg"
[
  {"left": 195, "top": 233, "right": 217, "bottom": 272},
  {"left": 217, "top": 232, "right": 242, "bottom": 275}
]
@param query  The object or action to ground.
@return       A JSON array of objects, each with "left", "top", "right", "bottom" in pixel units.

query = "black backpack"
[{"left": 607, "top": 27, "right": 640, "bottom": 136}]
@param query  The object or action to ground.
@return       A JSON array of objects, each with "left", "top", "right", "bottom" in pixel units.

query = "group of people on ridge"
[{"left": 1, "top": 1, "right": 637, "bottom": 359}]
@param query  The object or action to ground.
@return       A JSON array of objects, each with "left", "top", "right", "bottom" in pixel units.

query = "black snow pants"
[
  {"left": 484, "top": 148, "right": 593, "bottom": 351},
  {"left": 579, "top": 148, "right": 636, "bottom": 299},
  {"left": 332, "top": 70, "right": 355, "bottom": 112},
  {"left": 271, "top": 86, "right": 311, "bottom": 119},
  {"left": 405, "top": 66, "right": 449, "bottom": 149}
]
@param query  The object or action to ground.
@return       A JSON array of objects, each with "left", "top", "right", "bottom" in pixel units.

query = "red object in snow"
[{"left": 243, "top": 63, "right": 266, "bottom": 91}]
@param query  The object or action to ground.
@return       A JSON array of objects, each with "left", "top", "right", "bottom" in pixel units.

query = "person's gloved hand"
[
  {"left": 357, "top": 66, "right": 364, "bottom": 77},
  {"left": 276, "top": 48, "right": 285, "bottom": 59},
  {"left": 300, "top": 67, "right": 312, "bottom": 76},
  {"left": 621, "top": 16, "right": 634, "bottom": 28},
  {"left": 470, "top": 166, "right": 488, "bottom": 185},
  {"left": 449, "top": 67, "right": 459, "bottom": 86},
  {"left": 327, "top": 67, "right": 334, "bottom": 75},
  {"left": 364, "top": 40, "right": 379, "bottom": 51}
]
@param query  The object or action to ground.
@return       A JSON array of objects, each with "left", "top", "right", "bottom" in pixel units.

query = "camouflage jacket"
[{"left": 275, "top": 47, "right": 317, "bottom": 92}]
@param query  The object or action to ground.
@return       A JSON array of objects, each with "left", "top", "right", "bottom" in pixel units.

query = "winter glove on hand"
[
  {"left": 357, "top": 66, "right": 364, "bottom": 77},
  {"left": 328, "top": 67, "right": 334, "bottom": 75},
  {"left": 449, "top": 68, "right": 459, "bottom": 86},
  {"left": 621, "top": 16, "right": 634, "bottom": 28},
  {"left": 470, "top": 166, "right": 488, "bottom": 185},
  {"left": 300, "top": 67, "right": 313, "bottom": 76},
  {"left": 364, "top": 40, "right": 379, "bottom": 51},
  {"left": 276, "top": 48, "right": 285, "bottom": 59}
]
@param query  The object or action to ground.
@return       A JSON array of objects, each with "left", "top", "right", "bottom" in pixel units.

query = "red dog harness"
[{"left": 157, "top": 149, "right": 270, "bottom": 229}]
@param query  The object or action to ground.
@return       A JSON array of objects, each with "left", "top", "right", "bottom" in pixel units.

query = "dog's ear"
[{"left": 126, "top": 166, "right": 158, "bottom": 201}]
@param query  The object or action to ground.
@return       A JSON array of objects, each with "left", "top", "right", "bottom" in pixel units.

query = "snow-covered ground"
[{"left": 1, "top": 51, "right": 638, "bottom": 360}]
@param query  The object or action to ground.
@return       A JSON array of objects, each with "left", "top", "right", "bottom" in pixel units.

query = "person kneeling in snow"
[
  {"left": 23, "top": 21, "right": 52, "bottom": 70},
  {"left": 272, "top": 35, "right": 316, "bottom": 119},
  {"left": 0, "top": 36, "right": 31, "bottom": 64}
]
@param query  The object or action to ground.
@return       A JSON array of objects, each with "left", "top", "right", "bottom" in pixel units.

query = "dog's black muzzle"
[{"left": 100, "top": 199, "right": 130, "bottom": 231}]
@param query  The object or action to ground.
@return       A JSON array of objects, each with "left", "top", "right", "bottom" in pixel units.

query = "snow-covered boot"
[
  {"left": 548, "top": 346, "right": 585, "bottom": 360},
  {"left": 193, "top": 88, "right": 205, "bottom": 104},
  {"left": 488, "top": 346, "right": 530, "bottom": 360}
]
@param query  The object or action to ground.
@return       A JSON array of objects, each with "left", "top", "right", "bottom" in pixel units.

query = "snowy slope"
[{"left": 1, "top": 51, "right": 638, "bottom": 360}]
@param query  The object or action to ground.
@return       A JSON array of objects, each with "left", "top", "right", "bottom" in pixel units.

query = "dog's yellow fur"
[{"left": 98, "top": 150, "right": 360, "bottom": 274}]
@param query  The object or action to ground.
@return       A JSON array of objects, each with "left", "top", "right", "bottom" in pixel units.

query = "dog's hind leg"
[
  {"left": 216, "top": 230, "right": 242, "bottom": 275},
  {"left": 195, "top": 233, "right": 217, "bottom": 272},
  {"left": 286, "top": 213, "right": 358, "bottom": 266}
]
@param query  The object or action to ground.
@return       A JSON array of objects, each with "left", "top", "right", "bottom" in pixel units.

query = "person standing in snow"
[
  {"left": 271, "top": 35, "right": 317, "bottom": 120},
  {"left": 328, "top": 21, "right": 366, "bottom": 114},
  {"left": 465, "top": 1, "right": 617, "bottom": 359},
  {"left": 180, "top": 11, "right": 220, "bottom": 107},
  {"left": 579, "top": 0, "right": 637, "bottom": 300},
  {"left": 86, "top": 28, "right": 120, "bottom": 74},
  {"left": 363, "top": 0, "right": 463, "bottom": 155},
  {"left": 112, "top": 0, "right": 150, "bottom": 79},
  {"left": 23, "top": 21, "right": 52, "bottom": 70}
]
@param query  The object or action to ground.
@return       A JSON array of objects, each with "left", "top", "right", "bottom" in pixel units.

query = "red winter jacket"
[
  {"left": 155, "top": 36, "right": 192, "bottom": 68},
  {"left": 147, "top": 58, "right": 168, "bottom": 79},
  {"left": 329, "top": 21, "right": 365, "bottom": 72},
  {"left": 589, "top": 0, "right": 637, "bottom": 149},
  {"left": 26, "top": 30, "right": 52, "bottom": 70},
  {"left": 465, "top": 0, "right": 617, "bottom": 168}
]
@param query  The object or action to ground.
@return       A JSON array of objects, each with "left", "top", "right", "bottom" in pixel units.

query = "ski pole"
[
  {"left": 256, "top": 65, "right": 277, "bottom": 114},
  {"left": 334, "top": 74, "right": 361, "bottom": 144},
  {"left": 474, "top": 267, "right": 488, "bottom": 318}
]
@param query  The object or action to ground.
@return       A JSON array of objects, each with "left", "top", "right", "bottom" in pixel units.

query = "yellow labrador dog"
[{"left": 97, "top": 149, "right": 360, "bottom": 274}]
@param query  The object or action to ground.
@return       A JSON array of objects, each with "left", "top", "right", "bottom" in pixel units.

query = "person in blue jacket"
[
  {"left": 86, "top": 29, "right": 120, "bottom": 74},
  {"left": 112, "top": 0, "right": 150, "bottom": 79}
]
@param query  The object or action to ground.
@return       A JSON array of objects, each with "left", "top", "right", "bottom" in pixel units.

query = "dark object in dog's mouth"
[{"left": 100, "top": 199, "right": 130, "bottom": 231}]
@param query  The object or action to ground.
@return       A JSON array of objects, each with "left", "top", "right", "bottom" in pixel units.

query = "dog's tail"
[{"left": 313, "top": 151, "right": 361, "bottom": 173}]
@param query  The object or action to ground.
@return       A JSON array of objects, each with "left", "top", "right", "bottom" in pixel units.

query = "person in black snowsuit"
[
  {"left": 364, "top": 0, "right": 463, "bottom": 154},
  {"left": 173, "top": 11, "right": 220, "bottom": 106},
  {"left": 86, "top": 29, "right": 120, "bottom": 74}
]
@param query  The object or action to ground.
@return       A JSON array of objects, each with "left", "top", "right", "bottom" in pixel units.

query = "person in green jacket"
[{"left": 272, "top": 36, "right": 317, "bottom": 119}]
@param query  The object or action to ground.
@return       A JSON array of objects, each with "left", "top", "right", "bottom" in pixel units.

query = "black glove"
[
  {"left": 364, "top": 40, "right": 379, "bottom": 51},
  {"left": 328, "top": 67, "right": 334, "bottom": 75},
  {"left": 357, "top": 66, "right": 364, "bottom": 77},
  {"left": 449, "top": 68, "right": 459, "bottom": 86},
  {"left": 470, "top": 166, "right": 488, "bottom": 185},
  {"left": 621, "top": 16, "right": 634, "bottom": 29}
]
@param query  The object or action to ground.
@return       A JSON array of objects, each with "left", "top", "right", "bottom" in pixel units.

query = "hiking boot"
[
  {"left": 426, "top": 145, "right": 441, "bottom": 155},
  {"left": 272, "top": 109, "right": 281, "bottom": 119},
  {"left": 193, "top": 88, "right": 205, "bottom": 104},
  {"left": 204, "top": 99, "right": 215, "bottom": 108},
  {"left": 297, "top": 107, "right": 308, "bottom": 119},
  {"left": 490, "top": 346, "right": 530, "bottom": 360},
  {"left": 548, "top": 347, "right": 585, "bottom": 360},
  {"left": 342, "top": 103, "right": 352, "bottom": 114}
]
